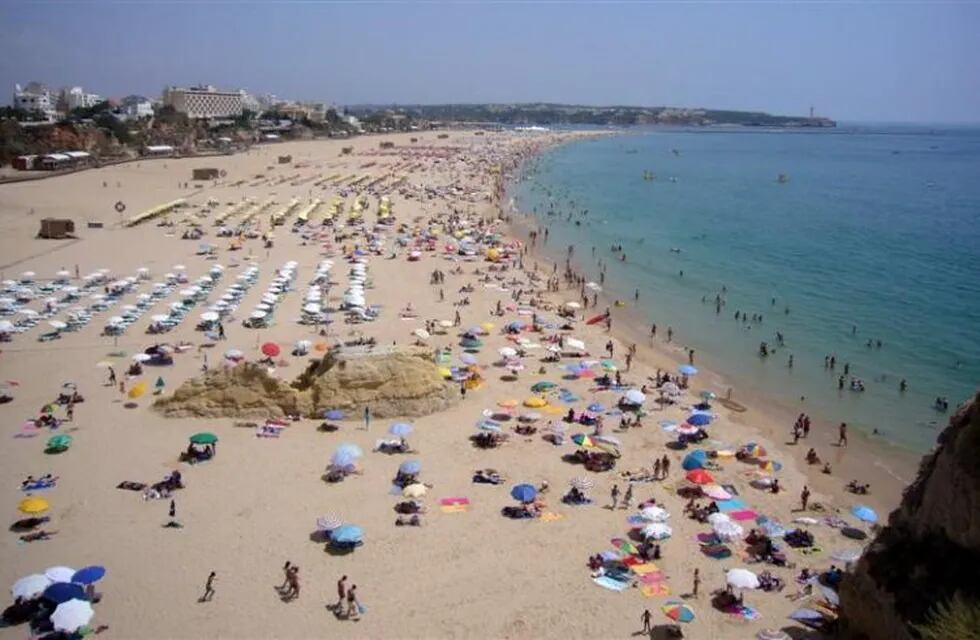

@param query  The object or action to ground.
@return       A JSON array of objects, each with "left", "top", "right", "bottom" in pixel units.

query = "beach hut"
[{"left": 37, "top": 218, "right": 76, "bottom": 239}]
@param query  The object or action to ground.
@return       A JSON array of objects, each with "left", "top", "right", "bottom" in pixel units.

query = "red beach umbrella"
[
  {"left": 686, "top": 469, "right": 715, "bottom": 485},
  {"left": 261, "top": 342, "right": 281, "bottom": 357}
]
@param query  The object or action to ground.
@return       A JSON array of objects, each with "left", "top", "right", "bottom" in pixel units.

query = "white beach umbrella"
[
  {"left": 713, "top": 520, "right": 744, "bottom": 541},
  {"left": 151, "top": 314, "right": 170, "bottom": 323},
  {"left": 19, "top": 309, "right": 38, "bottom": 317},
  {"left": 107, "top": 316, "right": 125, "bottom": 325},
  {"left": 200, "top": 311, "right": 219, "bottom": 322},
  {"left": 498, "top": 346, "right": 517, "bottom": 358},
  {"left": 132, "top": 353, "right": 152, "bottom": 362},
  {"left": 249, "top": 310, "right": 267, "bottom": 320},
  {"left": 225, "top": 348, "right": 244, "bottom": 359},
  {"left": 11, "top": 574, "right": 51, "bottom": 599},
  {"left": 0, "top": 320, "right": 15, "bottom": 332},
  {"left": 707, "top": 512, "right": 732, "bottom": 526},
  {"left": 20, "top": 271, "right": 36, "bottom": 281},
  {"left": 726, "top": 568, "right": 760, "bottom": 590},
  {"left": 624, "top": 389, "right": 646, "bottom": 405},
  {"left": 52, "top": 599, "right": 94, "bottom": 632},
  {"left": 44, "top": 566, "right": 76, "bottom": 583},
  {"left": 639, "top": 506, "right": 670, "bottom": 522},
  {"left": 641, "top": 522, "right": 672, "bottom": 540},
  {"left": 303, "top": 303, "right": 321, "bottom": 314},
  {"left": 48, "top": 320, "right": 67, "bottom": 330}
]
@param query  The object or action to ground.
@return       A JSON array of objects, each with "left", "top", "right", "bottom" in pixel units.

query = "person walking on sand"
[
  {"left": 610, "top": 483, "right": 620, "bottom": 509},
  {"left": 201, "top": 571, "right": 216, "bottom": 602},
  {"left": 838, "top": 422, "right": 848, "bottom": 447},
  {"left": 692, "top": 568, "right": 701, "bottom": 597},
  {"left": 653, "top": 458, "right": 662, "bottom": 480},
  {"left": 335, "top": 575, "right": 347, "bottom": 611},
  {"left": 346, "top": 584, "right": 360, "bottom": 619},
  {"left": 108, "top": 367, "right": 117, "bottom": 386},
  {"left": 661, "top": 455, "right": 670, "bottom": 479},
  {"left": 286, "top": 566, "right": 300, "bottom": 600},
  {"left": 363, "top": 406, "right": 371, "bottom": 431},
  {"left": 641, "top": 608, "right": 653, "bottom": 633},
  {"left": 66, "top": 402, "right": 74, "bottom": 422},
  {"left": 623, "top": 484, "right": 634, "bottom": 510},
  {"left": 279, "top": 561, "right": 292, "bottom": 590},
  {"left": 801, "top": 485, "right": 811, "bottom": 511}
]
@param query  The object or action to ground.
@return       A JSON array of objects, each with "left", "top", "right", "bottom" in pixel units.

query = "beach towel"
[
  {"left": 117, "top": 481, "right": 146, "bottom": 491},
  {"left": 439, "top": 496, "right": 470, "bottom": 513},
  {"left": 701, "top": 544, "right": 732, "bottom": 559},
  {"left": 640, "top": 583, "right": 670, "bottom": 597},
  {"left": 622, "top": 556, "right": 642, "bottom": 567},
  {"left": 21, "top": 480, "right": 56, "bottom": 492},
  {"left": 593, "top": 576, "right": 629, "bottom": 592},
  {"left": 697, "top": 532, "right": 722, "bottom": 545},
  {"left": 638, "top": 571, "right": 666, "bottom": 585},
  {"left": 729, "top": 509, "right": 759, "bottom": 521},
  {"left": 630, "top": 563, "right": 660, "bottom": 575},
  {"left": 715, "top": 498, "right": 746, "bottom": 512},
  {"left": 599, "top": 550, "right": 622, "bottom": 562},
  {"left": 539, "top": 511, "right": 564, "bottom": 522},
  {"left": 723, "top": 605, "right": 761, "bottom": 620}
]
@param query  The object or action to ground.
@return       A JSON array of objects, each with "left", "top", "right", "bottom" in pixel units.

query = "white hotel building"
[{"left": 162, "top": 85, "right": 244, "bottom": 119}]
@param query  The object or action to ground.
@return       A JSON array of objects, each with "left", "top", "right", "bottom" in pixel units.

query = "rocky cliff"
[{"left": 838, "top": 392, "right": 980, "bottom": 639}]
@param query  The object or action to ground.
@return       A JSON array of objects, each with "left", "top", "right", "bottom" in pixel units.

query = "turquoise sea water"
[{"left": 511, "top": 125, "right": 980, "bottom": 451}]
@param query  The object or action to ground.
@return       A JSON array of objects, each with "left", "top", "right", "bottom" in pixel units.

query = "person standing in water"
[{"left": 838, "top": 422, "right": 848, "bottom": 447}]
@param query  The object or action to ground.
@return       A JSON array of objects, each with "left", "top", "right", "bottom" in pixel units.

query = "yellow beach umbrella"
[
  {"left": 480, "top": 322, "right": 495, "bottom": 333},
  {"left": 437, "top": 367, "right": 452, "bottom": 379},
  {"left": 128, "top": 382, "right": 147, "bottom": 399},
  {"left": 542, "top": 405, "right": 567, "bottom": 415},
  {"left": 497, "top": 399, "right": 519, "bottom": 409},
  {"left": 523, "top": 397, "right": 547, "bottom": 408},
  {"left": 18, "top": 497, "right": 50, "bottom": 514}
]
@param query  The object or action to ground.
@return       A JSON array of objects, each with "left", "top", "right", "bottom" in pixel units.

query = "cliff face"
[{"left": 838, "top": 392, "right": 980, "bottom": 639}]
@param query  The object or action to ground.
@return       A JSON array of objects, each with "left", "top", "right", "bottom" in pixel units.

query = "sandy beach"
[{"left": 0, "top": 130, "right": 919, "bottom": 639}]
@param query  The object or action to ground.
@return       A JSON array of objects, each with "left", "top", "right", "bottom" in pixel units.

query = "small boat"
[{"left": 777, "top": 174, "right": 789, "bottom": 184}]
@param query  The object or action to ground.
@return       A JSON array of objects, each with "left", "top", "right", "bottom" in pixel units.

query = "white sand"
[{"left": 0, "top": 131, "right": 915, "bottom": 639}]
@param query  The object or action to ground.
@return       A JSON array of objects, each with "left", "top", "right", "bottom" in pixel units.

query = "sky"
[{"left": 1, "top": 1, "right": 978, "bottom": 123}]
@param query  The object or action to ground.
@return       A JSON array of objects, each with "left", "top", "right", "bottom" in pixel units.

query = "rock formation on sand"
[
  {"left": 153, "top": 346, "right": 456, "bottom": 419},
  {"left": 838, "top": 392, "right": 980, "bottom": 640}
]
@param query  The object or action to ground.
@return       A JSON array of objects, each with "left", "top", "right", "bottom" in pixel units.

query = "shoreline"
[{"left": 499, "top": 140, "right": 920, "bottom": 515}]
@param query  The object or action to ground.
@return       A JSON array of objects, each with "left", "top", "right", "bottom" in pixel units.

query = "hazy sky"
[{"left": 2, "top": 1, "right": 978, "bottom": 122}]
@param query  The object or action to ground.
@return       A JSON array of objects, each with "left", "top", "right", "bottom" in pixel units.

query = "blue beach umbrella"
[
  {"left": 43, "top": 582, "right": 85, "bottom": 604},
  {"left": 477, "top": 420, "right": 502, "bottom": 432},
  {"left": 510, "top": 484, "right": 537, "bottom": 503},
  {"left": 331, "top": 524, "right": 363, "bottom": 544},
  {"left": 851, "top": 505, "right": 878, "bottom": 523},
  {"left": 506, "top": 320, "right": 525, "bottom": 331},
  {"left": 71, "top": 566, "right": 106, "bottom": 585},
  {"left": 389, "top": 422, "right": 413, "bottom": 436},
  {"left": 331, "top": 451, "right": 357, "bottom": 467},
  {"left": 459, "top": 353, "right": 478, "bottom": 366},
  {"left": 682, "top": 450, "right": 708, "bottom": 471},
  {"left": 678, "top": 364, "right": 698, "bottom": 376},
  {"left": 687, "top": 413, "right": 712, "bottom": 427},
  {"left": 323, "top": 409, "right": 345, "bottom": 420},
  {"left": 335, "top": 443, "right": 363, "bottom": 460},
  {"left": 398, "top": 460, "right": 422, "bottom": 475}
]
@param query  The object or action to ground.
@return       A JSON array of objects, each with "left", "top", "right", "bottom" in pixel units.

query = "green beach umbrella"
[
  {"left": 189, "top": 432, "right": 218, "bottom": 445},
  {"left": 531, "top": 381, "right": 557, "bottom": 393},
  {"left": 46, "top": 434, "right": 73, "bottom": 450}
]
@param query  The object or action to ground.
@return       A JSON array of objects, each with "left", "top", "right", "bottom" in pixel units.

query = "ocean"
[{"left": 510, "top": 125, "right": 980, "bottom": 451}]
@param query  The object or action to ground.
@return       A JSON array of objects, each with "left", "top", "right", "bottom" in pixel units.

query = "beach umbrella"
[
  {"left": 831, "top": 548, "right": 863, "bottom": 563},
  {"left": 700, "top": 390, "right": 717, "bottom": 401},
  {"left": 518, "top": 412, "right": 542, "bottom": 422},
  {"left": 744, "top": 443, "right": 767, "bottom": 458},
  {"left": 685, "top": 469, "right": 714, "bottom": 485},
  {"left": 261, "top": 342, "right": 281, "bottom": 358},
  {"left": 477, "top": 420, "right": 502, "bottom": 432},
  {"left": 594, "top": 434, "right": 622, "bottom": 447},
  {"left": 189, "top": 432, "right": 218, "bottom": 445},
  {"left": 640, "top": 506, "right": 670, "bottom": 522},
  {"left": 510, "top": 484, "right": 537, "bottom": 503},
  {"left": 71, "top": 566, "right": 106, "bottom": 585},
  {"left": 687, "top": 413, "right": 712, "bottom": 426},
  {"left": 413, "top": 328, "right": 430, "bottom": 340},
  {"left": 402, "top": 483, "right": 427, "bottom": 498},
  {"left": 460, "top": 337, "right": 483, "bottom": 349},
  {"left": 702, "top": 484, "right": 733, "bottom": 500},
  {"left": 132, "top": 353, "right": 152, "bottom": 362},
  {"left": 662, "top": 601, "right": 694, "bottom": 623},
  {"left": 757, "top": 629, "right": 791, "bottom": 640},
  {"left": 46, "top": 434, "right": 72, "bottom": 451},
  {"left": 43, "top": 582, "right": 85, "bottom": 604},
  {"left": 18, "top": 496, "right": 50, "bottom": 514},
  {"left": 851, "top": 505, "right": 878, "bottom": 523},
  {"left": 661, "top": 382, "right": 682, "bottom": 396},
  {"left": 480, "top": 321, "right": 495, "bottom": 332},
  {"left": 127, "top": 382, "right": 147, "bottom": 399},
  {"left": 438, "top": 320, "right": 454, "bottom": 328},
  {"left": 682, "top": 450, "right": 708, "bottom": 470},
  {"left": 642, "top": 522, "right": 672, "bottom": 540},
  {"left": 0, "top": 320, "right": 15, "bottom": 332},
  {"left": 48, "top": 320, "right": 67, "bottom": 330},
  {"left": 224, "top": 348, "right": 244, "bottom": 360},
  {"left": 322, "top": 409, "right": 345, "bottom": 421},
  {"left": 51, "top": 599, "right": 94, "bottom": 632},
  {"left": 335, "top": 443, "right": 364, "bottom": 460},
  {"left": 389, "top": 423, "right": 414, "bottom": 436},
  {"left": 11, "top": 574, "right": 51, "bottom": 599},
  {"left": 570, "top": 477, "right": 594, "bottom": 491},
  {"left": 678, "top": 364, "right": 698, "bottom": 376},
  {"left": 623, "top": 389, "right": 646, "bottom": 405},
  {"left": 200, "top": 311, "right": 219, "bottom": 322},
  {"left": 789, "top": 608, "right": 824, "bottom": 623},
  {"left": 531, "top": 381, "right": 557, "bottom": 392},
  {"left": 571, "top": 433, "right": 595, "bottom": 448},
  {"left": 330, "top": 524, "right": 363, "bottom": 544},
  {"left": 459, "top": 353, "right": 478, "bottom": 366},
  {"left": 727, "top": 568, "right": 760, "bottom": 590},
  {"left": 498, "top": 346, "right": 518, "bottom": 358},
  {"left": 398, "top": 460, "right": 422, "bottom": 475},
  {"left": 315, "top": 515, "right": 343, "bottom": 532},
  {"left": 713, "top": 520, "right": 744, "bottom": 541},
  {"left": 44, "top": 567, "right": 75, "bottom": 583},
  {"left": 523, "top": 397, "right": 547, "bottom": 408}
]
